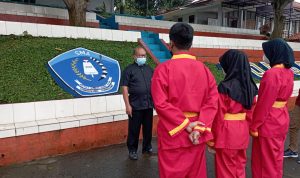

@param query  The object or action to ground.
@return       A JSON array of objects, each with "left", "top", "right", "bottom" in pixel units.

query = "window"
[
  {"left": 189, "top": 15, "right": 195, "bottom": 23},
  {"left": 247, "top": 11, "right": 256, "bottom": 20},
  {"left": 178, "top": 17, "right": 183, "bottom": 22}
]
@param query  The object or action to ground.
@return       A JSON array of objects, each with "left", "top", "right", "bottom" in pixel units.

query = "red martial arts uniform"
[
  {"left": 151, "top": 52, "right": 218, "bottom": 178},
  {"left": 250, "top": 65, "right": 294, "bottom": 178},
  {"left": 213, "top": 94, "right": 256, "bottom": 178}
]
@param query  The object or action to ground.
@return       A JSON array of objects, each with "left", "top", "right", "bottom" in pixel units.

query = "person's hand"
[
  {"left": 126, "top": 105, "right": 132, "bottom": 117},
  {"left": 186, "top": 121, "right": 205, "bottom": 133},
  {"left": 207, "top": 146, "right": 216, "bottom": 154},
  {"left": 189, "top": 130, "right": 200, "bottom": 145}
]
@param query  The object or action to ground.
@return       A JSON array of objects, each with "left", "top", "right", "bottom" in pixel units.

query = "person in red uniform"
[
  {"left": 250, "top": 38, "right": 295, "bottom": 178},
  {"left": 212, "top": 49, "right": 258, "bottom": 178},
  {"left": 151, "top": 22, "right": 218, "bottom": 178}
]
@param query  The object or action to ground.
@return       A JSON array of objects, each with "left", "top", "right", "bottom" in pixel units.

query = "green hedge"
[{"left": 0, "top": 35, "right": 275, "bottom": 104}]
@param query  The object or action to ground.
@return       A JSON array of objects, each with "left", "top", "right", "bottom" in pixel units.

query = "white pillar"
[
  {"left": 217, "top": 5, "right": 223, "bottom": 26},
  {"left": 255, "top": 16, "right": 259, "bottom": 30},
  {"left": 244, "top": 10, "right": 247, "bottom": 29},
  {"left": 240, "top": 10, "right": 244, "bottom": 28},
  {"left": 289, "top": 21, "right": 293, "bottom": 36}
]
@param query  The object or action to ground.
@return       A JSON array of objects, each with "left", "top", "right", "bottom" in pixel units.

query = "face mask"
[
  {"left": 136, "top": 57, "right": 146, "bottom": 66},
  {"left": 263, "top": 54, "right": 270, "bottom": 64}
]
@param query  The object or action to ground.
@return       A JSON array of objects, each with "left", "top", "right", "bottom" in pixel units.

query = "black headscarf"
[
  {"left": 218, "top": 49, "right": 258, "bottom": 110},
  {"left": 262, "top": 38, "right": 295, "bottom": 68}
]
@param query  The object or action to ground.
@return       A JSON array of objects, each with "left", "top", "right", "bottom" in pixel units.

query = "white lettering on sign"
[{"left": 75, "top": 50, "right": 90, "bottom": 56}]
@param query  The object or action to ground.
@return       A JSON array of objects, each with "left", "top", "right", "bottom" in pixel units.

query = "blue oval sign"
[{"left": 47, "top": 48, "right": 121, "bottom": 97}]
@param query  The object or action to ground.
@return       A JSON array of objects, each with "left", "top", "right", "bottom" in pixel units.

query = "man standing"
[
  {"left": 284, "top": 89, "right": 300, "bottom": 164},
  {"left": 151, "top": 22, "right": 218, "bottom": 178},
  {"left": 121, "top": 47, "right": 154, "bottom": 160}
]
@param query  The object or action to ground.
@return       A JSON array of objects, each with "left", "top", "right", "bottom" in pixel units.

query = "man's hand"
[
  {"left": 207, "top": 146, "right": 216, "bottom": 154},
  {"left": 189, "top": 130, "right": 200, "bottom": 145},
  {"left": 186, "top": 121, "right": 205, "bottom": 133},
  {"left": 126, "top": 104, "right": 132, "bottom": 117}
]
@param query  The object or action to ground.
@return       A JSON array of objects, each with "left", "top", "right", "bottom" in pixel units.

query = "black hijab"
[
  {"left": 218, "top": 49, "right": 258, "bottom": 110},
  {"left": 262, "top": 38, "right": 295, "bottom": 68}
]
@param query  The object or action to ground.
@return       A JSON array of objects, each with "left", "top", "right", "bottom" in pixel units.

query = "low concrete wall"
[
  {"left": 115, "top": 16, "right": 260, "bottom": 36},
  {"left": 0, "top": 21, "right": 141, "bottom": 42},
  {"left": 0, "top": 2, "right": 97, "bottom": 23}
]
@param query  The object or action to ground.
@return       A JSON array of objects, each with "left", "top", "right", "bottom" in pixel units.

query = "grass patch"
[
  {"left": 0, "top": 35, "right": 138, "bottom": 104},
  {"left": 1, "top": 35, "right": 296, "bottom": 104}
]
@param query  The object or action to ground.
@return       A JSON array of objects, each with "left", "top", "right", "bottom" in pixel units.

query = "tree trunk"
[
  {"left": 63, "top": 0, "right": 89, "bottom": 27},
  {"left": 271, "top": 0, "right": 293, "bottom": 39},
  {"left": 120, "top": 0, "right": 125, "bottom": 14}
]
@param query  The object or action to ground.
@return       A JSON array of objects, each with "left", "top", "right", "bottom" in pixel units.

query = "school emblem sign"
[{"left": 47, "top": 48, "right": 121, "bottom": 97}]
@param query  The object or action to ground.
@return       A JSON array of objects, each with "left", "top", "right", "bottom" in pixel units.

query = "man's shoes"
[
  {"left": 283, "top": 149, "right": 298, "bottom": 158},
  {"left": 142, "top": 148, "right": 157, "bottom": 155},
  {"left": 129, "top": 151, "right": 138, "bottom": 160}
]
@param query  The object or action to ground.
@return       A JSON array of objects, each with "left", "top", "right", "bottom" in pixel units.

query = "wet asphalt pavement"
[{"left": 0, "top": 138, "right": 299, "bottom": 178}]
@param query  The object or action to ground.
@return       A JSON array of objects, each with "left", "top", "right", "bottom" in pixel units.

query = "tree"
[
  {"left": 114, "top": 0, "right": 188, "bottom": 16},
  {"left": 157, "top": 0, "right": 187, "bottom": 12},
  {"left": 63, "top": 0, "right": 89, "bottom": 27},
  {"left": 271, "top": 0, "right": 293, "bottom": 39}
]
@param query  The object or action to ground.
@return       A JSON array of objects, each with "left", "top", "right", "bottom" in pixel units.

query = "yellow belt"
[
  {"left": 183, "top": 112, "right": 199, "bottom": 118},
  {"left": 224, "top": 113, "right": 246, "bottom": 121},
  {"left": 183, "top": 112, "right": 211, "bottom": 132},
  {"left": 272, "top": 101, "right": 287, "bottom": 108}
]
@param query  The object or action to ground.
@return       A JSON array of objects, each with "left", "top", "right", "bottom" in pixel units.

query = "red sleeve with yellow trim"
[
  {"left": 151, "top": 63, "right": 190, "bottom": 137},
  {"left": 250, "top": 71, "right": 279, "bottom": 136},
  {"left": 211, "top": 93, "right": 228, "bottom": 147},
  {"left": 197, "top": 66, "right": 219, "bottom": 141}
]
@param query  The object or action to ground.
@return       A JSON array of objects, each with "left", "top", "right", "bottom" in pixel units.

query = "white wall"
[
  {"left": 0, "top": 21, "right": 141, "bottom": 42},
  {"left": 196, "top": 12, "right": 218, "bottom": 25},
  {"left": 35, "top": 0, "right": 114, "bottom": 12},
  {"left": 159, "top": 33, "right": 300, "bottom": 51},
  {"left": 115, "top": 15, "right": 260, "bottom": 35},
  {"left": 0, "top": 80, "right": 299, "bottom": 139},
  {"left": 0, "top": 2, "right": 98, "bottom": 22}
]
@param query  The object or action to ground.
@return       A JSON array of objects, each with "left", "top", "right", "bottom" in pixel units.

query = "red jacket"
[
  {"left": 151, "top": 52, "right": 218, "bottom": 150},
  {"left": 250, "top": 66, "right": 294, "bottom": 138},
  {"left": 212, "top": 94, "right": 256, "bottom": 149}
]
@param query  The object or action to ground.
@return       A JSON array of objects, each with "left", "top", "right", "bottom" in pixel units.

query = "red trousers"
[
  {"left": 251, "top": 136, "right": 286, "bottom": 178},
  {"left": 158, "top": 143, "right": 207, "bottom": 178},
  {"left": 215, "top": 148, "right": 247, "bottom": 178}
]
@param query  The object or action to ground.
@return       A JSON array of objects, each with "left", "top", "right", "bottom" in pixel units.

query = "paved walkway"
[{"left": 0, "top": 138, "right": 299, "bottom": 178}]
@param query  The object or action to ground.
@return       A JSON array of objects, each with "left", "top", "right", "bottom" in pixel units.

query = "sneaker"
[
  {"left": 297, "top": 157, "right": 300, "bottom": 164},
  {"left": 142, "top": 148, "right": 157, "bottom": 155},
  {"left": 129, "top": 151, "right": 138, "bottom": 160},
  {"left": 283, "top": 149, "right": 298, "bottom": 158}
]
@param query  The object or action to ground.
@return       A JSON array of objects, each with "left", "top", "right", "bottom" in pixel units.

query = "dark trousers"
[{"left": 127, "top": 108, "right": 153, "bottom": 152}]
